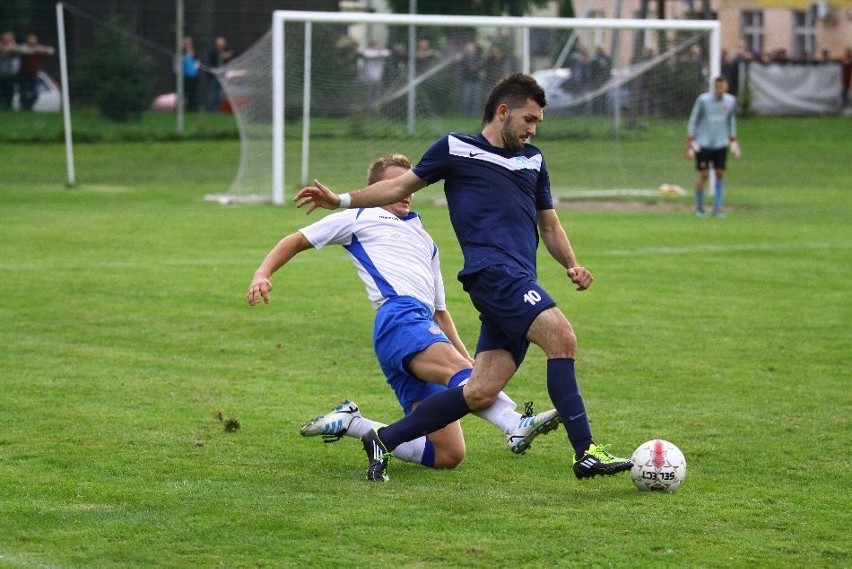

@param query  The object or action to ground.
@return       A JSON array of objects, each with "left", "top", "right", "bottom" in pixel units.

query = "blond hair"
[{"left": 367, "top": 153, "right": 412, "bottom": 184}]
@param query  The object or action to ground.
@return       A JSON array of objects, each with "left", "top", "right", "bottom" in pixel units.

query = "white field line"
[
  {"left": 600, "top": 241, "right": 849, "bottom": 257},
  {"left": 0, "top": 242, "right": 846, "bottom": 272}
]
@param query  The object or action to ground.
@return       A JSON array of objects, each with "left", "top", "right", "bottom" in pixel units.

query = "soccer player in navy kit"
[
  {"left": 295, "top": 73, "right": 632, "bottom": 482},
  {"left": 248, "top": 154, "right": 561, "bottom": 472}
]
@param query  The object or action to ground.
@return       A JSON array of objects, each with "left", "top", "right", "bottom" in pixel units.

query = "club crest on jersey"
[{"left": 513, "top": 156, "right": 531, "bottom": 168}]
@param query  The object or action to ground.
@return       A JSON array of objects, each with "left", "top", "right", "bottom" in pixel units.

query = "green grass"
[
  {"left": 0, "top": 116, "right": 850, "bottom": 567},
  {"left": 0, "top": 108, "right": 240, "bottom": 143}
]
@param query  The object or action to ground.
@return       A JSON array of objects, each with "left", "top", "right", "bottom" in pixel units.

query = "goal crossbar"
[{"left": 271, "top": 10, "right": 720, "bottom": 205}]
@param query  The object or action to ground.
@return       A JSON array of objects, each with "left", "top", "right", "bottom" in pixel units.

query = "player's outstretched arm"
[
  {"left": 434, "top": 309, "right": 475, "bottom": 365},
  {"left": 246, "top": 232, "right": 313, "bottom": 306},
  {"left": 294, "top": 171, "right": 427, "bottom": 215}
]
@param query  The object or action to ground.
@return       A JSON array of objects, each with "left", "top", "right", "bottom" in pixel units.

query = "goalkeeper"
[{"left": 685, "top": 76, "right": 740, "bottom": 218}]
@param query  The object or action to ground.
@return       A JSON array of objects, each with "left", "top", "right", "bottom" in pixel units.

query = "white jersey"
[{"left": 299, "top": 207, "right": 446, "bottom": 313}]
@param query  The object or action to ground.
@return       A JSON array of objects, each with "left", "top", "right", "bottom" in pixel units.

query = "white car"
[
  {"left": 532, "top": 67, "right": 632, "bottom": 114},
  {"left": 12, "top": 71, "right": 62, "bottom": 112}
]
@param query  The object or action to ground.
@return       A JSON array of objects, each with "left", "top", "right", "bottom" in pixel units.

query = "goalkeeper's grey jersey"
[{"left": 687, "top": 92, "right": 737, "bottom": 150}]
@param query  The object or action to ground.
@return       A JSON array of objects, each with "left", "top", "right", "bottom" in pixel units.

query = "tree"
[{"left": 75, "top": 17, "right": 153, "bottom": 122}]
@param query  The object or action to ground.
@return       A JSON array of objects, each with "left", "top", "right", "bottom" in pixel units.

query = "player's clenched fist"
[{"left": 567, "top": 266, "right": 593, "bottom": 291}]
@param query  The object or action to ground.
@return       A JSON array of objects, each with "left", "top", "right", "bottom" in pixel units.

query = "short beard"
[{"left": 501, "top": 118, "right": 523, "bottom": 152}]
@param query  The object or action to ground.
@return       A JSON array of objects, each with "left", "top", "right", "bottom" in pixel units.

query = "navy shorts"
[
  {"left": 696, "top": 147, "right": 728, "bottom": 170},
  {"left": 461, "top": 264, "right": 556, "bottom": 367},
  {"left": 373, "top": 296, "right": 450, "bottom": 414}
]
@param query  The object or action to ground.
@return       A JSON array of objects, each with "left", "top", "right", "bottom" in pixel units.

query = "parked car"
[
  {"left": 151, "top": 69, "right": 250, "bottom": 113},
  {"left": 532, "top": 67, "right": 632, "bottom": 115},
  {"left": 12, "top": 71, "right": 62, "bottom": 112}
]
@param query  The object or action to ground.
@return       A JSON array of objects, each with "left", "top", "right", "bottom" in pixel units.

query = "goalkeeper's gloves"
[
  {"left": 729, "top": 137, "right": 741, "bottom": 158},
  {"left": 685, "top": 137, "right": 700, "bottom": 160}
]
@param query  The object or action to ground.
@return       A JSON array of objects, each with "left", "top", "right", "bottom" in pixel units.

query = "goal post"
[{"left": 222, "top": 10, "right": 720, "bottom": 205}]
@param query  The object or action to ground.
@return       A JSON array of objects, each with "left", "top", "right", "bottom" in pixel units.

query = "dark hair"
[
  {"left": 367, "top": 153, "right": 412, "bottom": 184},
  {"left": 481, "top": 72, "right": 546, "bottom": 124}
]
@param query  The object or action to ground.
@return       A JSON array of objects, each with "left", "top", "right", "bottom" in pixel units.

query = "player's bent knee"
[
  {"left": 463, "top": 388, "right": 498, "bottom": 411},
  {"left": 432, "top": 445, "right": 466, "bottom": 469}
]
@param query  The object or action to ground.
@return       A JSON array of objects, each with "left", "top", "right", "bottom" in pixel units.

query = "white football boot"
[
  {"left": 299, "top": 400, "right": 361, "bottom": 442},
  {"left": 506, "top": 402, "right": 562, "bottom": 454}
]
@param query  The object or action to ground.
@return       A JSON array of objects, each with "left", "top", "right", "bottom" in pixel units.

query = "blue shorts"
[
  {"left": 373, "top": 296, "right": 450, "bottom": 414},
  {"left": 460, "top": 264, "right": 556, "bottom": 367}
]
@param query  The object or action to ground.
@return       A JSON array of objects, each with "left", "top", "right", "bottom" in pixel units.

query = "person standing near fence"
[
  {"left": 180, "top": 36, "right": 200, "bottom": 112},
  {"left": 685, "top": 76, "right": 739, "bottom": 218},
  {"left": 841, "top": 47, "right": 851, "bottom": 111},
  {"left": 205, "top": 36, "right": 234, "bottom": 112},
  {"left": 17, "top": 33, "right": 54, "bottom": 111},
  {"left": 0, "top": 31, "right": 21, "bottom": 110}
]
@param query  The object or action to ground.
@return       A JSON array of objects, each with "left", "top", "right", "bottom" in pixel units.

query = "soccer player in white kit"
[{"left": 247, "top": 154, "right": 561, "bottom": 470}]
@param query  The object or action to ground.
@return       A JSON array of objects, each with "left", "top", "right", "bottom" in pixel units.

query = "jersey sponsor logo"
[
  {"left": 469, "top": 151, "right": 483, "bottom": 157},
  {"left": 429, "top": 326, "right": 442, "bottom": 335}
]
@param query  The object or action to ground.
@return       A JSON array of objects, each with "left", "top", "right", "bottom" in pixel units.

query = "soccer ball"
[{"left": 630, "top": 439, "right": 687, "bottom": 492}]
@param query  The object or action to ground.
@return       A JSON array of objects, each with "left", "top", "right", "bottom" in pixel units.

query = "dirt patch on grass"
[{"left": 555, "top": 199, "right": 691, "bottom": 212}]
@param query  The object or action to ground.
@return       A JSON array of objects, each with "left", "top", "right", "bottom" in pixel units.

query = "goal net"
[{"left": 216, "top": 11, "right": 719, "bottom": 205}]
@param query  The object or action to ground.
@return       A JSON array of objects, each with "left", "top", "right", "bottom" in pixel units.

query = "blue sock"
[
  {"left": 714, "top": 180, "right": 725, "bottom": 212},
  {"left": 546, "top": 358, "right": 593, "bottom": 459},
  {"left": 421, "top": 439, "right": 435, "bottom": 467},
  {"left": 447, "top": 368, "right": 472, "bottom": 388},
  {"left": 378, "top": 387, "right": 470, "bottom": 451},
  {"left": 695, "top": 189, "right": 705, "bottom": 211}
]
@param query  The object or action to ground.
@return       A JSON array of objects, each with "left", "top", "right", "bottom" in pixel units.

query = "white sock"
[
  {"left": 346, "top": 416, "right": 427, "bottom": 464},
  {"left": 471, "top": 391, "right": 521, "bottom": 435}
]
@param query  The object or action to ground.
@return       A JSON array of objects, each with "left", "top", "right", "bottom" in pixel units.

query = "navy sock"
[
  {"left": 378, "top": 387, "right": 470, "bottom": 451},
  {"left": 546, "top": 358, "right": 593, "bottom": 459}
]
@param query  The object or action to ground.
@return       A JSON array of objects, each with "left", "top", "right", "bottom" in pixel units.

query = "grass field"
[{"left": 0, "top": 116, "right": 849, "bottom": 567}]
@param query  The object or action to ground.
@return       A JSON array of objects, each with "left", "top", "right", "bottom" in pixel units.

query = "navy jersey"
[{"left": 412, "top": 132, "right": 553, "bottom": 279}]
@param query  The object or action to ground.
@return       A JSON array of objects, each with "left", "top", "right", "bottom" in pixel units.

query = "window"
[
  {"left": 792, "top": 10, "right": 816, "bottom": 61},
  {"left": 741, "top": 11, "right": 763, "bottom": 57}
]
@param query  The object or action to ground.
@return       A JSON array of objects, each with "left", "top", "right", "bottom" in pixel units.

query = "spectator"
[
  {"left": 721, "top": 48, "right": 738, "bottom": 95},
  {"left": 205, "top": 36, "right": 234, "bottom": 112},
  {"left": 482, "top": 43, "right": 511, "bottom": 91},
  {"left": 415, "top": 38, "right": 438, "bottom": 70},
  {"left": 335, "top": 35, "right": 360, "bottom": 84},
  {"left": 180, "top": 36, "right": 200, "bottom": 112},
  {"left": 386, "top": 41, "right": 407, "bottom": 83},
  {"left": 0, "top": 31, "right": 20, "bottom": 110},
  {"left": 361, "top": 40, "right": 391, "bottom": 109},
  {"left": 841, "top": 47, "right": 851, "bottom": 110},
  {"left": 458, "top": 41, "right": 482, "bottom": 115},
  {"left": 17, "top": 33, "right": 54, "bottom": 111}
]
